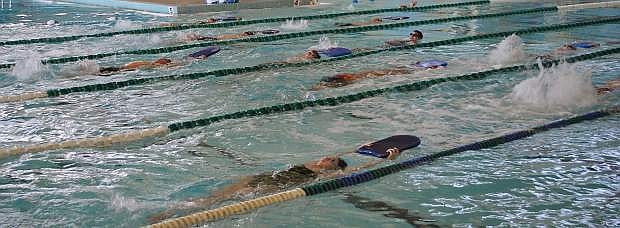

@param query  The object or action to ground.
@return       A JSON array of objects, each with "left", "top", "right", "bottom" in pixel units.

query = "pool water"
[{"left": 0, "top": 0, "right": 619, "bottom": 227}]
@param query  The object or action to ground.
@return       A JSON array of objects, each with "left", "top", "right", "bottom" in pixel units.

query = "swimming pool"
[{"left": 0, "top": 0, "right": 619, "bottom": 227}]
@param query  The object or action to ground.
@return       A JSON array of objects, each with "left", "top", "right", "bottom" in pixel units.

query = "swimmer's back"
[
  {"left": 123, "top": 61, "right": 152, "bottom": 69},
  {"left": 247, "top": 165, "right": 317, "bottom": 189}
]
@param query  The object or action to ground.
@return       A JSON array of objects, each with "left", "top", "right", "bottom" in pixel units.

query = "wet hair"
[
  {"left": 243, "top": 31, "right": 256, "bottom": 36},
  {"left": 307, "top": 50, "right": 321, "bottom": 59},
  {"left": 410, "top": 30, "right": 423, "bottom": 39},
  {"left": 561, "top": 44, "right": 577, "bottom": 50},
  {"left": 337, "top": 158, "right": 348, "bottom": 170}
]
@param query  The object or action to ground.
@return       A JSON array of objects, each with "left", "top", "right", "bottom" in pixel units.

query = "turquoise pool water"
[{"left": 0, "top": 0, "right": 619, "bottom": 227}]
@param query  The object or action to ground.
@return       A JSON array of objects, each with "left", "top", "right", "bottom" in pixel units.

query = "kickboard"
[
  {"left": 318, "top": 47, "right": 352, "bottom": 57},
  {"left": 357, "top": 135, "right": 421, "bottom": 158},
  {"left": 217, "top": 16, "right": 241, "bottom": 21},
  {"left": 260, "top": 29, "right": 280, "bottom": 35},
  {"left": 382, "top": 16, "right": 410, "bottom": 20},
  {"left": 189, "top": 46, "right": 221, "bottom": 58},
  {"left": 414, "top": 60, "right": 447, "bottom": 68},
  {"left": 572, "top": 41, "right": 598, "bottom": 48}
]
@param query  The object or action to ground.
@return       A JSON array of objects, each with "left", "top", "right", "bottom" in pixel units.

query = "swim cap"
[
  {"left": 410, "top": 30, "right": 423, "bottom": 39},
  {"left": 337, "top": 158, "right": 348, "bottom": 170}
]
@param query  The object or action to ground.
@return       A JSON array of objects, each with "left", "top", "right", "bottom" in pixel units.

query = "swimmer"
[
  {"left": 197, "top": 16, "right": 242, "bottom": 24},
  {"left": 400, "top": 0, "right": 417, "bottom": 8},
  {"left": 596, "top": 78, "right": 620, "bottom": 95},
  {"left": 285, "top": 49, "right": 321, "bottom": 63},
  {"left": 335, "top": 17, "right": 383, "bottom": 27},
  {"left": 385, "top": 30, "right": 423, "bottom": 46},
  {"left": 312, "top": 59, "right": 448, "bottom": 90},
  {"left": 536, "top": 41, "right": 600, "bottom": 61},
  {"left": 98, "top": 58, "right": 179, "bottom": 76},
  {"left": 148, "top": 145, "right": 403, "bottom": 224},
  {"left": 557, "top": 41, "right": 600, "bottom": 52},
  {"left": 181, "top": 31, "right": 258, "bottom": 42},
  {"left": 312, "top": 68, "right": 412, "bottom": 90}
]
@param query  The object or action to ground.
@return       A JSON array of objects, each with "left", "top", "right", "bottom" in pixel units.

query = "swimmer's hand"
[{"left": 386, "top": 147, "right": 401, "bottom": 160}]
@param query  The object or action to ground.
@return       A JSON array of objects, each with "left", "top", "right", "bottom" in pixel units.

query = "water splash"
[
  {"left": 10, "top": 52, "right": 49, "bottom": 81},
  {"left": 509, "top": 60, "right": 597, "bottom": 111},
  {"left": 110, "top": 194, "right": 144, "bottom": 212},
  {"left": 113, "top": 20, "right": 142, "bottom": 31},
  {"left": 488, "top": 34, "right": 526, "bottom": 66},
  {"left": 308, "top": 36, "right": 339, "bottom": 50},
  {"left": 46, "top": 20, "right": 58, "bottom": 26},
  {"left": 280, "top": 19, "right": 309, "bottom": 30},
  {"left": 59, "top": 60, "right": 100, "bottom": 78}
]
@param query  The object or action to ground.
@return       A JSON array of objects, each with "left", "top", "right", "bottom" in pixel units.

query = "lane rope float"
[
  {"left": 0, "top": 1, "right": 490, "bottom": 47},
  {"left": 1, "top": 47, "right": 618, "bottom": 159},
  {"left": 147, "top": 106, "right": 620, "bottom": 227},
  {"left": 0, "top": 6, "right": 564, "bottom": 69},
  {"left": 1, "top": 18, "right": 618, "bottom": 103}
]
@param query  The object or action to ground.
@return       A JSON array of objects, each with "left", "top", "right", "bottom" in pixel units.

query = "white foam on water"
[
  {"left": 113, "top": 20, "right": 142, "bottom": 31},
  {"left": 308, "top": 36, "right": 338, "bottom": 50},
  {"left": 509, "top": 60, "right": 598, "bottom": 111},
  {"left": 43, "top": 46, "right": 83, "bottom": 58},
  {"left": 488, "top": 34, "right": 526, "bottom": 67},
  {"left": 59, "top": 60, "right": 100, "bottom": 78},
  {"left": 46, "top": 20, "right": 57, "bottom": 26},
  {"left": 110, "top": 194, "right": 145, "bottom": 213},
  {"left": 9, "top": 52, "right": 50, "bottom": 81},
  {"left": 280, "top": 19, "right": 309, "bottom": 30}
]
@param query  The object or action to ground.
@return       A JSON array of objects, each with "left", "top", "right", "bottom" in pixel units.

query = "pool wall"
[{"left": 57, "top": 0, "right": 294, "bottom": 15}]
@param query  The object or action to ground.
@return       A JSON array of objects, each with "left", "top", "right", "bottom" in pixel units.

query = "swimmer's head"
[
  {"left": 371, "top": 17, "right": 383, "bottom": 23},
  {"left": 409, "top": 30, "right": 423, "bottom": 42},
  {"left": 316, "top": 156, "right": 348, "bottom": 171},
  {"left": 558, "top": 44, "right": 577, "bottom": 51},
  {"left": 304, "top": 50, "right": 321, "bottom": 59},
  {"left": 154, "top": 58, "right": 172, "bottom": 65},
  {"left": 243, "top": 31, "right": 257, "bottom": 36},
  {"left": 207, "top": 18, "right": 218, "bottom": 23}
]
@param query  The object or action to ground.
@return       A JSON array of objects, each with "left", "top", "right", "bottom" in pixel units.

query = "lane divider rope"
[
  {"left": 147, "top": 106, "right": 620, "bottom": 227},
  {"left": 0, "top": 1, "right": 490, "bottom": 46},
  {"left": 557, "top": 0, "right": 620, "bottom": 11},
  {"left": 0, "top": 6, "right": 562, "bottom": 69},
  {"left": 1, "top": 47, "right": 617, "bottom": 159},
  {"left": 0, "top": 18, "right": 617, "bottom": 103}
]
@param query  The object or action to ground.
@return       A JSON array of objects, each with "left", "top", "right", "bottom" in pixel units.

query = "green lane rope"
[
  {"left": 2, "top": 47, "right": 617, "bottom": 158},
  {"left": 0, "top": 18, "right": 614, "bottom": 104},
  {"left": 149, "top": 107, "right": 618, "bottom": 227},
  {"left": 164, "top": 47, "right": 620, "bottom": 133},
  {"left": 0, "top": 1, "right": 490, "bottom": 47},
  {"left": 0, "top": 6, "right": 562, "bottom": 69}
]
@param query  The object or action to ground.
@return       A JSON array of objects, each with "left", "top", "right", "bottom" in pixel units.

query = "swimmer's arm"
[
  {"left": 351, "top": 47, "right": 373, "bottom": 53},
  {"left": 319, "top": 151, "right": 401, "bottom": 180},
  {"left": 165, "top": 62, "right": 185, "bottom": 68},
  {"left": 317, "top": 159, "right": 387, "bottom": 180},
  {"left": 147, "top": 177, "right": 252, "bottom": 224}
]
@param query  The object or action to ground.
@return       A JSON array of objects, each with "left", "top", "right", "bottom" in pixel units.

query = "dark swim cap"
[
  {"left": 337, "top": 158, "right": 348, "bottom": 170},
  {"left": 411, "top": 30, "right": 423, "bottom": 39}
]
